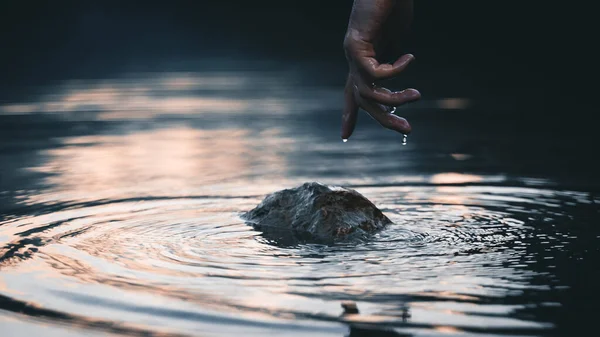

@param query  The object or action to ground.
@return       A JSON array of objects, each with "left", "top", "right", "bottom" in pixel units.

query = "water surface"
[{"left": 1, "top": 71, "right": 598, "bottom": 336}]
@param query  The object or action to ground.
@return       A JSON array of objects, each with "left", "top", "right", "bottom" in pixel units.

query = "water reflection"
[
  {"left": 0, "top": 71, "right": 340, "bottom": 120},
  {"left": 0, "top": 73, "right": 598, "bottom": 336},
  {"left": 24, "top": 126, "right": 291, "bottom": 205}
]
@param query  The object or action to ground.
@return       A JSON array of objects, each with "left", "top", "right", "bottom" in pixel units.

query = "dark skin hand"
[{"left": 342, "top": 0, "right": 420, "bottom": 140}]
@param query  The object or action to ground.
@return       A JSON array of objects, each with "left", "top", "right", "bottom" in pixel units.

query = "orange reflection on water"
[
  {"left": 160, "top": 72, "right": 248, "bottom": 90},
  {"left": 25, "top": 126, "right": 290, "bottom": 204},
  {"left": 413, "top": 291, "right": 479, "bottom": 302},
  {"left": 428, "top": 173, "right": 483, "bottom": 206},
  {"left": 436, "top": 98, "right": 470, "bottom": 110},
  {"left": 0, "top": 71, "right": 322, "bottom": 118},
  {"left": 430, "top": 173, "right": 483, "bottom": 185},
  {"left": 433, "top": 325, "right": 462, "bottom": 334},
  {"left": 53, "top": 85, "right": 250, "bottom": 118}
]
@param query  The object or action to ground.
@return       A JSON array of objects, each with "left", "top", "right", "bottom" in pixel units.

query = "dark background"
[{"left": 0, "top": 1, "right": 583, "bottom": 95}]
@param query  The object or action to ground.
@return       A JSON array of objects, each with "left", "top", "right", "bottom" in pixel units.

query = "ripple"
[{"left": 0, "top": 182, "right": 596, "bottom": 336}]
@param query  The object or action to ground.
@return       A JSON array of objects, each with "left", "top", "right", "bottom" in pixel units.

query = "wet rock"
[{"left": 242, "top": 182, "right": 392, "bottom": 244}]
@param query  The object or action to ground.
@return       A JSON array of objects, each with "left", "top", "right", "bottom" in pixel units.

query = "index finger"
[{"left": 342, "top": 76, "right": 359, "bottom": 140}]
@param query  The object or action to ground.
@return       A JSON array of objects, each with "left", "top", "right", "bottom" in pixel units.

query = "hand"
[{"left": 342, "top": 0, "right": 421, "bottom": 140}]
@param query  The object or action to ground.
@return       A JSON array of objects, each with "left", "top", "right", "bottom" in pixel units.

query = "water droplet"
[
  {"left": 390, "top": 107, "right": 397, "bottom": 114},
  {"left": 402, "top": 134, "right": 407, "bottom": 145},
  {"left": 342, "top": 139, "right": 348, "bottom": 143}
]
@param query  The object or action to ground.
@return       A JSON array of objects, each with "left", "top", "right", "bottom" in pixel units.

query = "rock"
[{"left": 242, "top": 182, "right": 392, "bottom": 244}]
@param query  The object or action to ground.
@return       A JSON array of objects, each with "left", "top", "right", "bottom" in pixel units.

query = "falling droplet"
[
  {"left": 402, "top": 134, "right": 407, "bottom": 145},
  {"left": 342, "top": 139, "right": 348, "bottom": 143}
]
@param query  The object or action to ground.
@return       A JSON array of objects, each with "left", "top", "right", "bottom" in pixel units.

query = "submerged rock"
[{"left": 242, "top": 182, "right": 392, "bottom": 244}]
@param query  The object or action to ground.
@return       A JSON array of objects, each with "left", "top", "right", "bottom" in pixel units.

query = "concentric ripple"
[{"left": 1, "top": 182, "right": 595, "bottom": 336}]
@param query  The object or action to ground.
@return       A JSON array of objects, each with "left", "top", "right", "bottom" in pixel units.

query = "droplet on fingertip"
[{"left": 342, "top": 139, "right": 348, "bottom": 143}]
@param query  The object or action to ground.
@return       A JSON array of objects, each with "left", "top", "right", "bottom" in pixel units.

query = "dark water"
[{"left": 0, "top": 69, "right": 599, "bottom": 337}]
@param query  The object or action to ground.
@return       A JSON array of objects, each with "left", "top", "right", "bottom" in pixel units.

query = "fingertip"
[
  {"left": 382, "top": 113, "right": 412, "bottom": 135},
  {"left": 342, "top": 75, "right": 358, "bottom": 140},
  {"left": 394, "top": 117, "right": 412, "bottom": 135},
  {"left": 341, "top": 107, "right": 357, "bottom": 140},
  {"left": 395, "top": 54, "right": 415, "bottom": 66},
  {"left": 404, "top": 88, "right": 421, "bottom": 100},
  {"left": 403, "top": 123, "right": 412, "bottom": 135},
  {"left": 341, "top": 128, "right": 354, "bottom": 141}
]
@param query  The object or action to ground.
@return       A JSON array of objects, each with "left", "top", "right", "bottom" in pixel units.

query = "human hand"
[{"left": 342, "top": 0, "right": 421, "bottom": 140}]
